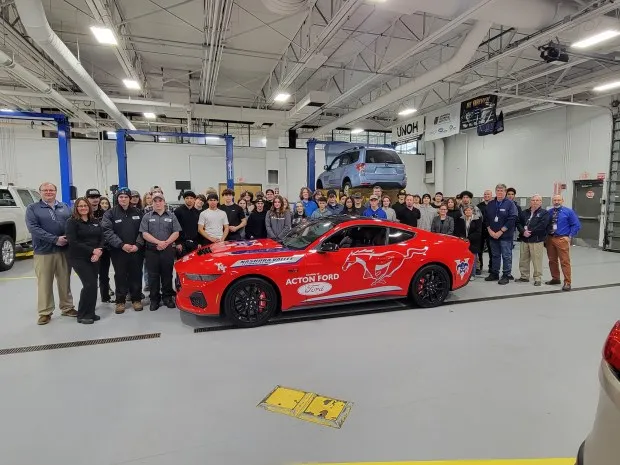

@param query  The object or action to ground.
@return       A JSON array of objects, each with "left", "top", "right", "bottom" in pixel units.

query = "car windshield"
[{"left": 281, "top": 219, "right": 337, "bottom": 250}]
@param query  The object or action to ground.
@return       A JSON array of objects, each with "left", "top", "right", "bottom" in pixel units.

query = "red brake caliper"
[
  {"left": 417, "top": 278, "right": 425, "bottom": 295},
  {"left": 258, "top": 291, "right": 267, "bottom": 313}
]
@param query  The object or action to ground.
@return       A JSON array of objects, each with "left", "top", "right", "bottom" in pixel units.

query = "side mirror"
[
  {"left": 323, "top": 165, "right": 329, "bottom": 171},
  {"left": 318, "top": 242, "right": 339, "bottom": 253}
]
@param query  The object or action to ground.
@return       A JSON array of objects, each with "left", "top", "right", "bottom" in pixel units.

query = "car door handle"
[{"left": 288, "top": 268, "right": 298, "bottom": 273}]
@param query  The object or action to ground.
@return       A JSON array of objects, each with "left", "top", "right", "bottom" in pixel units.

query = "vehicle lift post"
[
  {"left": 0, "top": 109, "right": 73, "bottom": 204},
  {"left": 306, "top": 138, "right": 395, "bottom": 191},
  {"left": 115, "top": 131, "right": 235, "bottom": 189}
]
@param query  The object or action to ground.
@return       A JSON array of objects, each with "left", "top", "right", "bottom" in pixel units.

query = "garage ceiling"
[{"left": 0, "top": 0, "right": 619, "bottom": 131}]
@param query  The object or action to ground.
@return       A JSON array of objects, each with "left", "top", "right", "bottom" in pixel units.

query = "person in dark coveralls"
[
  {"left": 86, "top": 188, "right": 114, "bottom": 302},
  {"left": 140, "top": 192, "right": 181, "bottom": 311},
  {"left": 101, "top": 187, "right": 144, "bottom": 314},
  {"left": 174, "top": 190, "right": 201, "bottom": 257},
  {"left": 484, "top": 183, "right": 518, "bottom": 285}
]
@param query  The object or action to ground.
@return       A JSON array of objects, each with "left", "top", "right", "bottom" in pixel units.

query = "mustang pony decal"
[{"left": 342, "top": 247, "right": 429, "bottom": 286}]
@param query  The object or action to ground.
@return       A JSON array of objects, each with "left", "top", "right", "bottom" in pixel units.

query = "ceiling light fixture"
[
  {"left": 143, "top": 112, "right": 156, "bottom": 119},
  {"left": 351, "top": 128, "right": 365, "bottom": 134},
  {"left": 274, "top": 92, "right": 291, "bottom": 102},
  {"left": 572, "top": 30, "right": 620, "bottom": 49},
  {"left": 593, "top": 80, "right": 620, "bottom": 92},
  {"left": 0, "top": 108, "right": 15, "bottom": 112},
  {"left": 90, "top": 26, "right": 118, "bottom": 45},
  {"left": 262, "top": 137, "right": 267, "bottom": 144},
  {"left": 123, "top": 79, "right": 141, "bottom": 90},
  {"left": 398, "top": 108, "right": 417, "bottom": 116}
]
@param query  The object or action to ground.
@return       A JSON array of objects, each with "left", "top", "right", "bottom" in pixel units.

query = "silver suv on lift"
[{"left": 0, "top": 184, "right": 39, "bottom": 271}]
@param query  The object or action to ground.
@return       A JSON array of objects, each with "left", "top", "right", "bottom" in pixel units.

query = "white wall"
[
  {"left": 0, "top": 125, "right": 424, "bottom": 202},
  {"left": 443, "top": 105, "right": 613, "bottom": 205}
]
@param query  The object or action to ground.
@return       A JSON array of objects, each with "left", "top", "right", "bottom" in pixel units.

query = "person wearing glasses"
[{"left": 25, "top": 182, "right": 76, "bottom": 325}]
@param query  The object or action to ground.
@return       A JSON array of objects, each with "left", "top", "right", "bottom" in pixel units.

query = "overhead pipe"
[
  {"left": 309, "top": 21, "right": 492, "bottom": 137},
  {"left": 0, "top": 51, "right": 102, "bottom": 128},
  {"left": 261, "top": 0, "right": 307, "bottom": 15},
  {"left": 15, "top": 0, "right": 136, "bottom": 130}
]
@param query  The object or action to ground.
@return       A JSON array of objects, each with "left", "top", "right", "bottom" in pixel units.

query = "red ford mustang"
[{"left": 174, "top": 216, "right": 474, "bottom": 327}]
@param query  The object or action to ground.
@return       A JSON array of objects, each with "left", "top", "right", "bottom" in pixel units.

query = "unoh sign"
[{"left": 392, "top": 115, "right": 425, "bottom": 144}]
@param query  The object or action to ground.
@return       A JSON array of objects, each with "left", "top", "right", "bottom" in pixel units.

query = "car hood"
[{"left": 175, "top": 239, "right": 303, "bottom": 273}]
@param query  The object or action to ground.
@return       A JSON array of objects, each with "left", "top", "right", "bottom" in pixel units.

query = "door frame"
[{"left": 572, "top": 179, "right": 604, "bottom": 248}]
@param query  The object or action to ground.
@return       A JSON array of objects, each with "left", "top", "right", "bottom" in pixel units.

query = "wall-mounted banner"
[
  {"left": 460, "top": 94, "right": 498, "bottom": 130},
  {"left": 426, "top": 104, "right": 461, "bottom": 141},
  {"left": 392, "top": 115, "right": 425, "bottom": 144}
]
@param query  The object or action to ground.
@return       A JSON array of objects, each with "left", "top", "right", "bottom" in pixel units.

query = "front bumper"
[{"left": 175, "top": 275, "right": 220, "bottom": 316}]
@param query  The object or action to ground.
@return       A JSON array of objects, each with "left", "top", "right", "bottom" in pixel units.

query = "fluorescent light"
[
  {"left": 572, "top": 30, "right": 620, "bottom": 49},
  {"left": 593, "top": 80, "right": 620, "bottom": 92},
  {"left": 274, "top": 92, "right": 291, "bottom": 102},
  {"left": 398, "top": 108, "right": 417, "bottom": 116},
  {"left": 90, "top": 26, "right": 118, "bottom": 45},
  {"left": 123, "top": 79, "right": 141, "bottom": 90},
  {"left": 205, "top": 136, "right": 219, "bottom": 140},
  {"left": 351, "top": 128, "right": 365, "bottom": 134},
  {"left": 143, "top": 112, "right": 156, "bottom": 119},
  {"left": 0, "top": 108, "right": 15, "bottom": 112}
]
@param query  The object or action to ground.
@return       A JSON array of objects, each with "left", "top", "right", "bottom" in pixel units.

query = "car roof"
[{"left": 304, "top": 214, "right": 413, "bottom": 230}]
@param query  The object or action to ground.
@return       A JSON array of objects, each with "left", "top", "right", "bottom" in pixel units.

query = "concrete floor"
[{"left": 0, "top": 246, "right": 618, "bottom": 465}]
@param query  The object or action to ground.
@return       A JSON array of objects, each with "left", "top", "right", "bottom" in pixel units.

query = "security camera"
[{"left": 539, "top": 41, "right": 569, "bottom": 63}]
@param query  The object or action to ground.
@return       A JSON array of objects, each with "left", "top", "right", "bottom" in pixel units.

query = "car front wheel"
[
  {"left": 223, "top": 277, "right": 279, "bottom": 327},
  {"left": 0, "top": 235, "right": 15, "bottom": 271},
  {"left": 409, "top": 264, "right": 450, "bottom": 307}
]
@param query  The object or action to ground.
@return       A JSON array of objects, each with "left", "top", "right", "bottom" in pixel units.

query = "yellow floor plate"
[
  {"left": 258, "top": 385, "right": 352, "bottom": 428},
  {"left": 299, "top": 460, "right": 574, "bottom": 465},
  {"left": 300, "top": 460, "right": 574, "bottom": 465}
]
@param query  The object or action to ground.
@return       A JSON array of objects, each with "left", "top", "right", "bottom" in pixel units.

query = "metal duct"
[
  {"left": 0, "top": 51, "right": 102, "bottom": 128},
  {"left": 261, "top": 0, "right": 308, "bottom": 16},
  {"left": 14, "top": 0, "right": 136, "bottom": 130},
  {"left": 309, "top": 21, "right": 492, "bottom": 137}
]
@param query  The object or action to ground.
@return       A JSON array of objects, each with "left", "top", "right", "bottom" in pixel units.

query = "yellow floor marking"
[
  {"left": 300, "top": 460, "right": 574, "bottom": 465},
  {"left": 0, "top": 276, "right": 36, "bottom": 281},
  {"left": 258, "top": 385, "right": 352, "bottom": 429}
]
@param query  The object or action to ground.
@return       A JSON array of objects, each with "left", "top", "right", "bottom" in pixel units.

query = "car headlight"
[{"left": 185, "top": 273, "right": 221, "bottom": 282}]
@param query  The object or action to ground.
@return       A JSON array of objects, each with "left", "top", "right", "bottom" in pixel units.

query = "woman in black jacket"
[
  {"left": 245, "top": 198, "right": 268, "bottom": 239},
  {"left": 65, "top": 197, "right": 104, "bottom": 324},
  {"left": 454, "top": 205, "right": 482, "bottom": 279}
]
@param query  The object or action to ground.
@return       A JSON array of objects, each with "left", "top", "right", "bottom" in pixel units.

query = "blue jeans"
[{"left": 489, "top": 239, "right": 513, "bottom": 277}]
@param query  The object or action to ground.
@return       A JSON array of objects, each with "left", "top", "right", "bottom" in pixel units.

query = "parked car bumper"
[{"left": 358, "top": 173, "right": 407, "bottom": 188}]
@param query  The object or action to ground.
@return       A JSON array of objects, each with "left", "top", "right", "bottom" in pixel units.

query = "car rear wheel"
[
  {"left": 316, "top": 180, "right": 323, "bottom": 190},
  {"left": 0, "top": 235, "right": 15, "bottom": 272},
  {"left": 409, "top": 264, "right": 450, "bottom": 308},
  {"left": 223, "top": 277, "right": 278, "bottom": 327},
  {"left": 342, "top": 180, "right": 352, "bottom": 196}
]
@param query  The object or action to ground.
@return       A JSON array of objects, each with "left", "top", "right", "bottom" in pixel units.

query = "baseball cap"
[
  {"left": 327, "top": 189, "right": 337, "bottom": 197},
  {"left": 116, "top": 187, "right": 131, "bottom": 197},
  {"left": 207, "top": 193, "right": 219, "bottom": 201},
  {"left": 130, "top": 190, "right": 140, "bottom": 197},
  {"left": 398, "top": 189, "right": 407, "bottom": 196},
  {"left": 86, "top": 188, "right": 101, "bottom": 198},
  {"left": 352, "top": 192, "right": 362, "bottom": 199},
  {"left": 369, "top": 195, "right": 379, "bottom": 200},
  {"left": 152, "top": 192, "right": 165, "bottom": 201},
  {"left": 183, "top": 190, "right": 196, "bottom": 198},
  {"left": 255, "top": 191, "right": 265, "bottom": 198}
]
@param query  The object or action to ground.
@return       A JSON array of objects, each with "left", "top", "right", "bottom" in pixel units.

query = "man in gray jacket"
[{"left": 25, "top": 182, "right": 76, "bottom": 325}]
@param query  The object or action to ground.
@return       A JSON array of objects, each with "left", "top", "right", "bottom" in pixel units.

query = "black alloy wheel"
[
  {"left": 409, "top": 264, "right": 450, "bottom": 308},
  {"left": 224, "top": 277, "right": 278, "bottom": 327}
]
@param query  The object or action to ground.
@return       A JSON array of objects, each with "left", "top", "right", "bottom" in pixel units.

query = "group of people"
[{"left": 24, "top": 180, "right": 581, "bottom": 327}]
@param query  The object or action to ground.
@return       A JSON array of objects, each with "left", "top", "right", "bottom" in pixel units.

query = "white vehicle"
[
  {"left": 577, "top": 320, "right": 620, "bottom": 465},
  {"left": 0, "top": 184, "right": 40, "bottom": 271}
]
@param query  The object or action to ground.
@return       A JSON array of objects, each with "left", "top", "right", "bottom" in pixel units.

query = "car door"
[
  {"left": 323, "top": 155, "right": 342, "bottom": 188},
  {"left": 296, "top": 224, "right": 411, "bottom": 305}
]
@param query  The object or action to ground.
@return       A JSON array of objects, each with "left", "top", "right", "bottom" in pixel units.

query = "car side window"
[
  {"left": 328, "top": 156, "right": 341, "bottom": 170},
  {"left": 0, "top": 189, "right": 17, "bottom": 206},
  {"left": 16, "top": 189, "right": 35, "bottom": 207},
  {"left": 339, "top": 153, "right": 351, "bottom": 167},
  {"left": 324, "top": 225, "right": 388, "bottom": 249},
  {"left": 388, "top": 228, "right": 415, "bottom": 245},
  {"left": 30, "top": 190, "right": 41, "bottom": 201}
]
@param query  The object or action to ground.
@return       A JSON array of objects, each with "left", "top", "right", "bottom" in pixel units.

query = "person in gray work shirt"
[{"left": 140, "top": 192, "right": 181, "bottom": 311}]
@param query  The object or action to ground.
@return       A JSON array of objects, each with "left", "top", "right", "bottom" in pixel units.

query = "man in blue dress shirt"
[{"left": 545, "top": 194, "right": 581, "bottom": 291}]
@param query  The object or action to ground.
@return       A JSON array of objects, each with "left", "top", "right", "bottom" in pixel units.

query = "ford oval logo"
[{"left": 297, "top": 282, "right": 332, "bottom": 296}]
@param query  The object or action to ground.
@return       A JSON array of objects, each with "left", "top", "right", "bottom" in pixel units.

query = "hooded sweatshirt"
[{"left": 417, "top": 204, "right": 437, "bottom": 231}]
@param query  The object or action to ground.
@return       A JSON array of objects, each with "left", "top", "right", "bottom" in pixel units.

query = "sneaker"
[
  {"left": 150, "top": 301, "right": 161, "bottom": 311},
  {"left": 534, "top": 281, "right": 541, "bottom": 287},
  {"left": 475, "top": 269, "right": 482, "bottom": 276},
  {"left": 132, "top": 301, "right": 143, "bottom": 312},
  {"left": 517, "top": 278, "right": 530, "bottom": 283},
  {"left": 508, "top": 275, "right": 515, "bottom": 281},
  {"left": 163, "top": 298, "right": 176, "bottom": 309},
  {"left": 77, "top": 318, "right": 94, "bottom": 325},
  {"left": 93, "top": 315, "right": 101, "bottom": 321},
  {"left": 469, "top": 275, "right": 475, "bottom": 281},
  {"left": 562, "top": 283, "right": 572, "bottom": 291},
  {"left": 546, "top": 279, "right": 561, "bottom": 285},
  {"left": 115, "top": 303, "right": 126, "bottom": 314},
  {"left": 37, "top": 315, "right": 51, "bottom": 325},
  {"left": 484, "top": 274, "right": 499, "bottom": 281},
  {"left": 61, "top": 309, "right": 78, "bottom": 317},
  {"left": 498, "top": 276, "right": 509, "bottom": 285},
  {"left": 101, "top": 297, "right": 111, "bottom": 303}
]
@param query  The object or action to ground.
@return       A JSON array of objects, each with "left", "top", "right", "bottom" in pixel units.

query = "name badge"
[
  {"left": 164, "top": 218, "right": 172, "bottom": 222},
  {"left": 499, "top": 209, "right": 506, "bottom": 212},
  {"left": 149, "top": 219, "right": 156, "bottom": 222},
  {"left": 494, "top": 216, "right": 499, "bottom": 222},
  {"left": 132, "top": 216, "right": 140, "bottom": 220},
  {"left": 114, "top": 219, "right": 122, "bottom": 223},
  {"left": 553, "top": 224, "right": 557, "bottom": 231}
]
